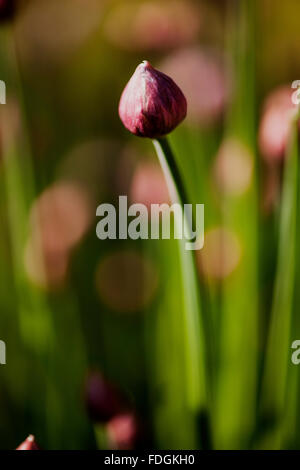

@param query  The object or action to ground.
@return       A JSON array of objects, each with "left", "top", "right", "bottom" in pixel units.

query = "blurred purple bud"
[
  {"left": 85, "top": 371, "right": 125, "bottom": 423},
  {"left": 119, "top": 61, "right": 187, "bottom": 138}
]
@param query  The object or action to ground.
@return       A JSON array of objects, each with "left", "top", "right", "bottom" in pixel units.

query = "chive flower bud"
[
  {"left": 16, "top": 435, "right": 40, "bottom": 450},
  {"left": 119, "top": 60, "right": 187, "bottom": 138}
]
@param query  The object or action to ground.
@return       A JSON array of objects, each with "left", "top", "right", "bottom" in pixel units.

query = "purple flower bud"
[
  {"left": 0, "top": 0, "right": 16, "bottom": 21},
  {"left": 16, "top": 435, "right": 40, "bottom": 450},
  {"left": 119, "top": 61, "right": 187, "bottom": 138},
  {"left": 85, "top": 370, "right": 125, "bottom": 423}
]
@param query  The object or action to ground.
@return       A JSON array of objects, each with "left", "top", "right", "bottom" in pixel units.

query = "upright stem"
[
  {"left": 260, "top": 115, "right": 299, "bottom": 448},
  {"left": 153, "top": 138, "right": 190, "bottom": 207},
  {"left": 214, "top": 0, "right": 258, "bottom": 449},
  {"left": 153, "top": 137, "right": 210, "bottom": 446}
]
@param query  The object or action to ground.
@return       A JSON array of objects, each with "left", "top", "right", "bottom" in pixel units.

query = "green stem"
[
  {"left": 260, "top": 115, "right": 299, "bottom": 449},
  {"left": 153, "top": 137, "right": 210, "bottom": 445},
  {"left": 214, "top": 0, "right": 258, "bottom": 449},
  {"left": 154, "top": 138, "right": 190, "bottom": 207}
]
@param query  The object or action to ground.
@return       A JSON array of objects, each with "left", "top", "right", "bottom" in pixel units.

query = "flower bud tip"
[{"left": 119, "top": 61, "right": 187, "bottom": 138}]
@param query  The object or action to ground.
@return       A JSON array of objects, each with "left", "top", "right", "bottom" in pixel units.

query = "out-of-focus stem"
[
  {"left": 260, "top": 115, "right": 299, "bottom": 449},
  {"left": 214, "top": 0, "right": 258, "bottom": 449}
]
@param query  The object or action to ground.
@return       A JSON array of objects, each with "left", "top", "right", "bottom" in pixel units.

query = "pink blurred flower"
[
  {"left": 214, "top": 138, "right": 253, "bottom": 196},
  {"left": 130, "top": 160, "right": 170, "bottom": 209},
  {"left": 16, "top": 435, "right": 40, "bottom": 450},
  {"left": 258, "top": 85, "right": 298, "bottom": 163},
  {"left": 160, "top": 46, "right": 228, "bottom": 126},
  {"left": 104, "top": 0, "right": 202, "bottom": 52},
  {"left": 119, "top": 61, "right": 187, "bottom": 138},
  {"left": 30, "top": 181, "right": 92, "bottom": 254},
  {"left": 24, "top": 181, "right": 92, "bottom": 289},
  {"left": 106, "top": 413, "right": 140, "bottom": 450}
]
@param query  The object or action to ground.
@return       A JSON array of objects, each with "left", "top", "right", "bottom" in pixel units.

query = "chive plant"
[
  {"left": 1, "top": 0, "right": 300, "bottom": 450},
  {"left": 119, "top": 60, "right": 210, "bottom": 448}
]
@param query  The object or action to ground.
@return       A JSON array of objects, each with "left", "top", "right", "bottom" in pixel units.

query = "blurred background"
[{"left": 0, "top": 0, "right": 300, "bottom": 450}]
